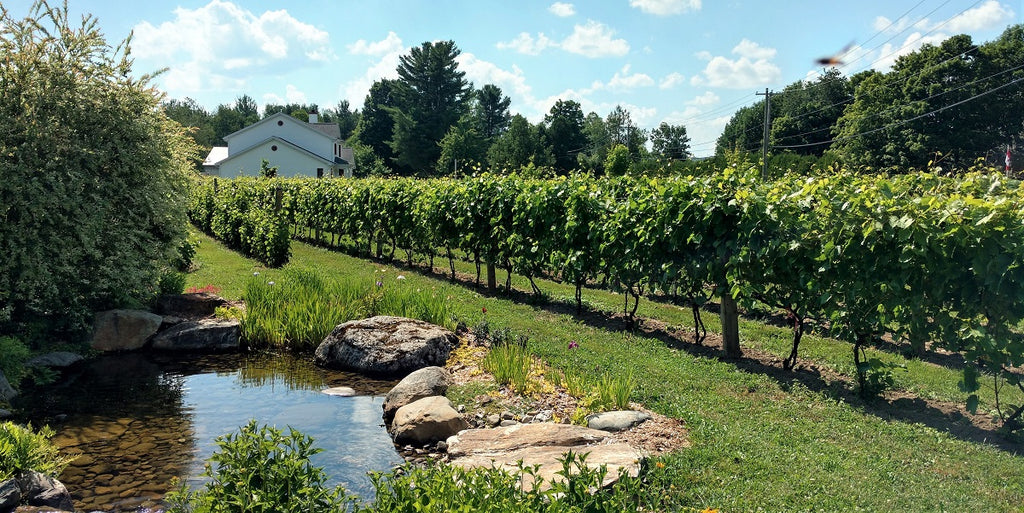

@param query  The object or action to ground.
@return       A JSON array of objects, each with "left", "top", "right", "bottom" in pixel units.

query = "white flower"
[
  {"left": 397, "top": 275, "right": 406, "bottom": 281},
  {"left": 268, "top": 281, "right": 275, "bottom": 286},
  {"left": 253, "top": 272, "right": 260, "bottom": 276}
]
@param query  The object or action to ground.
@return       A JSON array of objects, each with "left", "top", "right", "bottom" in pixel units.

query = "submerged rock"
[
  {"left": 24, "top": 352, "right": 83, "bottom": 369},
  {"left": 314, "top": 316, "right": 457, "bottom": 376}
]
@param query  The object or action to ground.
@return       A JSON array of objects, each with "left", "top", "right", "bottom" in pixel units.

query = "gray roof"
[{"left": 310, "top": 123, "right": 341, "bottom": 139}]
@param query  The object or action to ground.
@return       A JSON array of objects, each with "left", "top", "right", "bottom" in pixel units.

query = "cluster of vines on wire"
[{"left": 188, "top": 168, "right": 1024, "bottom": 427}]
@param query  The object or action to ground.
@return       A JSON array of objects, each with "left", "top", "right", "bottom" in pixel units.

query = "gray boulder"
[
  {"left": 151, "top": 319, "right": 240, "bottom": 351},
  {"left": 16, "top": 471, "right": 73, "bottom": 511},
  {"left": 314, "top": 316, "right": 457, "bottom": 376},
  {"left": 156, "top": 292, "right": 228, "bottom": 318},
  {"left": 91, "top": 309, "right": 163, "bottom": 352},
  {"left": 0, "top": 478, "right": 20, "bottom": 511},
  {"left": 24, "top": 352, "right": 83, "bottom": 369},
  {"left": 0, "top": 370, "right": 15, "bottom": 402},
  {"left": 391, "top": 396, "right": 468, "bottom": 445},
  {"left": 0, "top": 409, "right": 12, "bottom": 420},
  {"left": 586, "top": 410, "right": 651, "bottom": 432},
  {"left": 382, "top": 366, "right": 451, "bottom": 425}
]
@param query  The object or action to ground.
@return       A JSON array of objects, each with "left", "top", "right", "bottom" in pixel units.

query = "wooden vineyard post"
[
  {"left": 720, "top": 290, "right": 742, "bottom": 358},
  {"left": 487, "top": 262, "right": 497, "bottom": 290}
]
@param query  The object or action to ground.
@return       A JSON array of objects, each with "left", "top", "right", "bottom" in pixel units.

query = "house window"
[
  {"left": 317, "top": 168, "right": 324, "bottom": 178},
  {"left": 271, "top": 145, "right": 278, "bottom": 151},
  {"left": 277, "top": 120, "right": 284, "bottom": 126}
]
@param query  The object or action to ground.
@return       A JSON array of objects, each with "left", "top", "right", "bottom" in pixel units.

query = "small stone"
[
  {"left": 500, "top": 411, "right": 514, "bottom": 420},
  {"left": 499, "top": 420, "right": 518, "bottom": 427},
  {"left": 521, "top": 415, "right": 534, "bottom": 423},
  {"left": 534, "top": 410, "right": 553, "bottom": 423},
  {"left": 435, "top": 440, "right": 448, "bottom": 452},
  {"left": 321, "top": 386, "right": 356, "bottom": 397},
  {"left": 457, "top": 404, "right": 466, "bottom": 413},
  {"left": 486, "top": 414, "right": 501, "bottom": 427}
]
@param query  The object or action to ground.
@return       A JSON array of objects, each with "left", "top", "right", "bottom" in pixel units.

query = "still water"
[{"left": 15, "top": 352, "right": 403, "bottom": 512}]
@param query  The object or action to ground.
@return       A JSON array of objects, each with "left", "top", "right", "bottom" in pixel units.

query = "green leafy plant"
[
  {"left": 483, "top": 342, "right": 532, "bottom": 394},
  {"left": 164, "top": 420, "right": 355, "bottom": 513},
  {"left": 0, "top": 337, "right": 30, "bottom": 391},
  {"left": 0, "top": 422, "right": 78, "bottom": 480},
  {"left": 596, "top": 371, "right": 636, "bottom": 411}
]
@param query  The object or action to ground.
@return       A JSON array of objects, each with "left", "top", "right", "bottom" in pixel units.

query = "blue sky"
[{"left": 5, "top": 0, "right": 1019, "bottom": 155}]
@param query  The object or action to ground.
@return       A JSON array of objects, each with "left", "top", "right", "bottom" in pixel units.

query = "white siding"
[
  {"left": 214, "top": 140, "right": 332, "bottom": 179},
  {"left": 224, "top": 113, "right": 334, "bottom": 163}
]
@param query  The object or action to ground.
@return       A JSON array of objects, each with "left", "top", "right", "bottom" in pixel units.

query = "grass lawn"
[{"left": 186, "top": 230, "right": 1024, "bottom": 511}]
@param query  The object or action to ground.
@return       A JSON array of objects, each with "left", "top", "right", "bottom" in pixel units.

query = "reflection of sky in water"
[{"left": 180, "top": 369, "right": 403, "bottom": 500}]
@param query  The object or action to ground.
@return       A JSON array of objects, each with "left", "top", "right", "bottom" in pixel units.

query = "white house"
[{"left": 202, "top": 112, "right": 355, "bottom": 178}]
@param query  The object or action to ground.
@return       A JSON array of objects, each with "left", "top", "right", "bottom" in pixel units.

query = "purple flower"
[
  {"left": 568, "top": 340, "right": 579, "bottom": 350},
  {"left": 376, "top": 280, "right": 383, "bottom": 287}
]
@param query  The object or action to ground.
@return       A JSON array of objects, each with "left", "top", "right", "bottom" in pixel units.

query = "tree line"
[
  {"left": 716, "top": 24, "right": 1024, "bottom": 174},
  {"left": 164, "top": 40, "right": 691, "bottom": 177}
]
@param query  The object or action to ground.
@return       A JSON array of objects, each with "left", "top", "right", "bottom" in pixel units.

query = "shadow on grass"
[{"left": 297, "top": 235, "right": 1023, "bottom": 455}]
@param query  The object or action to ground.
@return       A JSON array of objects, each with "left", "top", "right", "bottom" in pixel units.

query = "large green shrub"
[
  {"left": 164, "top": 420, "right": 355, "bottom": 513},
  {"left": 0, "top": 2, "right": 197, "bottom": 341},
  {"left": 0, "top": 422, "right": 77, "bottom": 481}
]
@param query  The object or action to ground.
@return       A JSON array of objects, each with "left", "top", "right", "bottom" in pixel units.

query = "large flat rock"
[
  {"left": 446, "top": 423, "right": 646, "bottom": 491},
  {"left": 447, "top": 422, "right": 609, "bottom": 457}
]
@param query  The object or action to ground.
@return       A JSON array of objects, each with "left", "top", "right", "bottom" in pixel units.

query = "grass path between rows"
[{"left": 186, "top": 231, "right": 1024, "bottom": 511}]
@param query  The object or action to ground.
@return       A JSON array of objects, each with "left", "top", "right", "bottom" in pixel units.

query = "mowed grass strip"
[{"left": 186, "top": 231, "right": 1024, "bottom": 511}]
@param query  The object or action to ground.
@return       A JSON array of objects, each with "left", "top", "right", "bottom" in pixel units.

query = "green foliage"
[
  {"left": 483, "top": 342, "right": 532, "bottom": 394},
  {"left": 390, "top": 40, "right": 472, "bottom": 175},
  {"left": 596, "top": 371, "right": 636, "bottom": 411},
  {"left": 158, "top": 269, "right": 188, "bottom": 297},
  {"left": 259, "top": 159, "right": 278, "bottom": 178},
  {"left": 603, "top": 144, "right": 631, "bottom": 175},
  {"left": 0, "top": 422, "right": 77, "bottom": 481},
  {"left": 0, "top": 337, "right": 30, "bottom": 390},
  {"left": 0, "top": 1, "right": 196, "bottom": 338},
  {"left": 164, "top": 420, "right": 355, "bottom": 513},
  {"left": 241, "top": 267, "right": 453, "bottom": 351},
  {"left": 188, "top": 177, "right": 290, "bottom": 267}
]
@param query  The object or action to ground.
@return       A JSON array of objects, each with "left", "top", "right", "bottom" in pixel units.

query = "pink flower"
[
  {"left": 482, "top": 307, "right": 487, "bottom": 314},
  {"left": 568, "top": 340, "right": 579, "bottom": 350}
]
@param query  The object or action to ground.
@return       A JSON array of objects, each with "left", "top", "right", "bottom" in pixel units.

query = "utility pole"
[{"left": 756, "top": 88, "right": 772, "bottom": 180}]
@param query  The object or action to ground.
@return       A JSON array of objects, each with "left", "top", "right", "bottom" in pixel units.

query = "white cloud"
[
  {"left": 732, "top": 39, "right": 776, "bottom": 60},
  {"left": 457, "top": 53, "right": 534, "bottom": 104},
  {"left": 943, "top": 0, "right": 1015, "bottom": 32},
  {"left": 873, "top": 32, "right": 949, "bottom": 71},
  {"left": 659, "top": 72, "right": 686, "bottom": 89},
  {"left": 498, "top": 20, "right": 629, "bottom": 58},
  {"left": 686, "top": 91, "right": 719, "bottom": 106},
  {"left": 348, "top": 31, "right": 403, "bottom": 56},
  {"left": 561, "top": 20, "right": 630, "bottom": 57},
  {"left": 132, "top": 0, "right": 332, "bottom": 94},
  {"left": 691, "top": 39, "right": 780, "bottom": 89},
  {"left": 630, "top": 0, "right": 701, "bottom": 16},
  {"left": 600, "top": 64, "right": 655, "bottom": 91},
  {"left": 549, "top": 2, "right": 576, "bottom": 17},
  {"left": 874, "top": 1, "right": 1014, "bottom": 35},
  {"left": 496, "top": 32, "right": 555, "bottom": 55},
  {"left": 338, "top": 33, "right": 407, "bottom": 107},
  {"left": 262, "top": 84, "right": 308, "bottom": 106}
]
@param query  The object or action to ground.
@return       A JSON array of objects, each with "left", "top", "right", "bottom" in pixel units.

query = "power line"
[{"left": 773, "top": 73, "right": 1024, "bottom": 150}]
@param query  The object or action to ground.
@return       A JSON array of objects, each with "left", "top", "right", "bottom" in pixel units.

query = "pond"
[{"left": 13, "top": 352, "right": 404, "bottom": 512}]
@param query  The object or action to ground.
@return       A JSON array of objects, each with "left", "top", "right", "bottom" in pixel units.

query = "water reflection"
[{"left": 14, "top": 352, "right": 402, "bottom": 512}]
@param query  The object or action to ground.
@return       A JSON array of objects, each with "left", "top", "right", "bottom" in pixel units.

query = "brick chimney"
[{"left": 308, "top": 111, "right": 318, "bottom": 123}]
